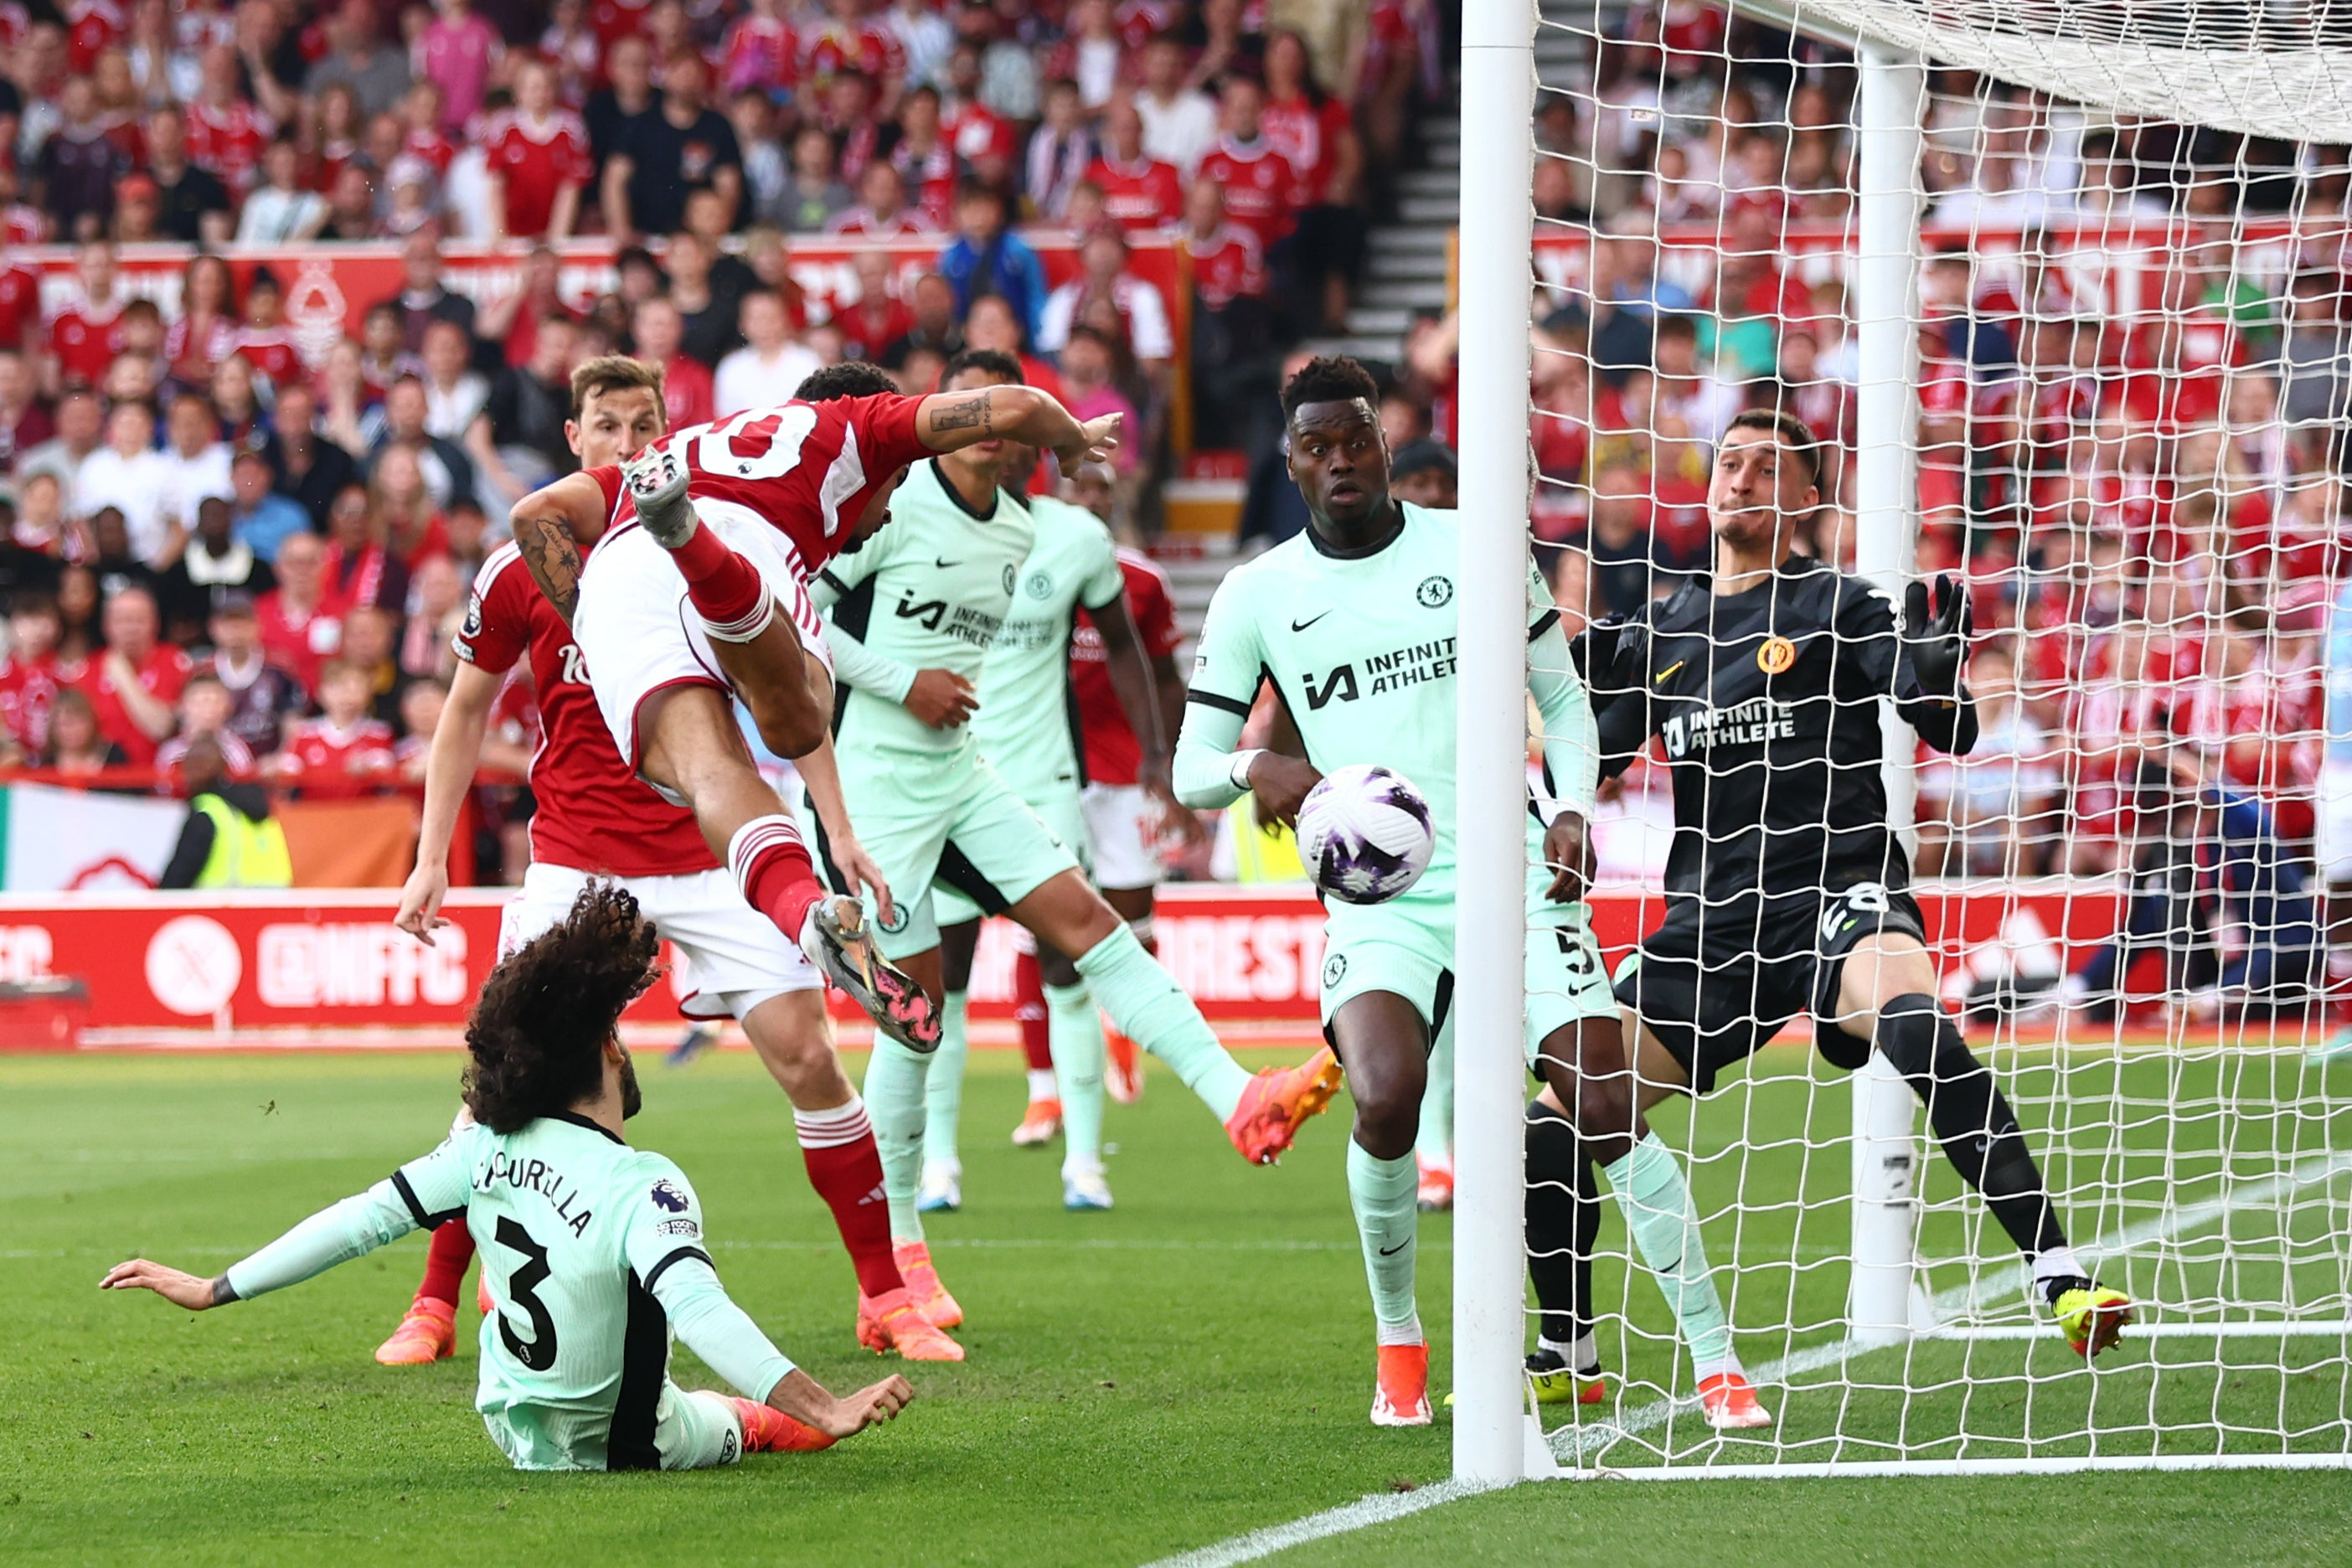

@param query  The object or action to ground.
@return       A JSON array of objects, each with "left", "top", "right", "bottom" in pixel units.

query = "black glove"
[{"left": 1901, "top": 574, "right": 1972, "bottom": 697}]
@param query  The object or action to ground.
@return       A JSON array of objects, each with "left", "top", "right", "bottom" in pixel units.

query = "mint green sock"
[
  {"left": 1073, "top": 925, "right": 1250, "bottom": 1121},
  {"left": 922, "top": 990, "right": 970, "bottom": 1168},
  {"left": 1348, "top": 1137, "right": 1421, "bottom": 1336},
  {"left": 862, "top": 1035, "right": 932, "bottom": 1241},
  {"left": 1045, "top": 980, "right": 1106, "bottom": 1167},
  {"left": 1416, "top": 1026, "right": 1454, "bottom": 1165},
  {"left": 1602, "top": 1131, "right": 1735, "bottom": 1374}
]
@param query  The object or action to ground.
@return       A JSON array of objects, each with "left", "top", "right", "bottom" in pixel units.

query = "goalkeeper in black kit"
[{"left": 1521, "top": 409, "right": 2129, "bottom": 1401}]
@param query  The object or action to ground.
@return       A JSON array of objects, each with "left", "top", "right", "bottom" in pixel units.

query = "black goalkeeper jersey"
[{"left": 1587, "top": 554, "right": 1976, "bottom": 910}]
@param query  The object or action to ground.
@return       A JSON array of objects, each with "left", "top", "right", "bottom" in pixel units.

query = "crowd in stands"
[{"left": 0, "top": 0, "right": 1436, "bottom": 879}]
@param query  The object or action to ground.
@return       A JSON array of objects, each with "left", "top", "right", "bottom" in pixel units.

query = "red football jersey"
[
  {"left": 596, "top": 394, "right": 932, "bottom": 579},
  {"left": 720, "top": 14, "right": 797, "bottom": 94},
  {"left": 185, "top": 100, "right": 271, "bottom": 193},
  {"left": 75, "top": 644, "right": 192, "bottom": 767},
  {"left": 589, "top": 0, "right": 652, "bottom": 49},
  {"left": 456, "top": 524, "right": 717, "bottom": 877},
  {"left": 255, "top": 591, "right": 347, "bottom": 696},
  {"left": 49, "top": 304, "right": 125, "bottom": 389},
  {"left": 232, "top": 328, "right": 305, "bottom": 388},
  {"left": 1182, "top": 224, "right": 1268, "bottom": 308},
  {"left": 277, "top": 715, "right": 397, "bottom": 799},
  {"left": 0, "top": 265, "right": 39, "bottom": 353},
  {"left": 1194, "top": 140, "right": 1297, "bottom": 247},
  {"left": 1087, "top": 155, "right": 1183, "bottom": 231},
  {"left": 0, "top": 652, "right": 59, "bottom": 752},
  {"left": 486, "top": 110, "right": 595, "bottom": 239},
  {"left": 1070, "top": 548, "right": 1179, "bottom": 786}
]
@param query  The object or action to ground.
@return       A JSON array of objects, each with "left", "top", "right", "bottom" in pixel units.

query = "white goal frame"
[{"left": 1448, "top": 0, "right": 2352, "bottom": 1486}]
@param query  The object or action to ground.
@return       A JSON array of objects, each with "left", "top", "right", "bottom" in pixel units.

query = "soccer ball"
[{"left": 1296, "top": 765, "right": 1435, "bottom": 905}]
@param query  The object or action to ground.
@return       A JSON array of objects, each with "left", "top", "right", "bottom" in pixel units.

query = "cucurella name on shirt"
[{"left": 475, "top": 1150, "right": 596, "bottom": 1238}]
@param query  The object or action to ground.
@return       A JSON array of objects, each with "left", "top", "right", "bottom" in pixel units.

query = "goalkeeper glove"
[{"left": 1901, "top": 574, "right": 1972, "bottom": 698}]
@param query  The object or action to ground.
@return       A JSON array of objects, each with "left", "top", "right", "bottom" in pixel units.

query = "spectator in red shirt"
[
  {"left": 0, "top": 595, "right": 64, "bottom": 758},
  {"left": 1194, "top": 76, "right": 1297, "bottom": 253},
  {"left": 487, "top": 59, "right": 592, "bottom": 242},
  {"left": 230, "top": 268, "right": 305, "bottom": 389},
  {"left": 255, "top": 531, "right": 343, "bottom": 698},
  {"left": 632, "top": 298, "right": 714, "bottom": 431},
  {"left": 1261, "top": 29, "right": 1364, "bottom": 334},
  {"left": 269, "top": 658, "right": 397, "bottom": 800},
  {"left": 79, "top": 584, "right": 190, "bottom": 766},
  {"left": 184, "top": 44, "right": 272, "bottom": 196},
  {"left": 47, "top": 241, "right": 127, "bottom": 394},
  {"left": 839, "top": 252, "right": 915, "bottom": 362},
  {"left": 827, "top": 159, "right": 934, "bottom": 237},
  {"left": 1086, "top": 96, "right": 1183, "bottom": 232}
]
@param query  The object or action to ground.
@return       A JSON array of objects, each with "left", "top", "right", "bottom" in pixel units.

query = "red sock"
[
  {"left": 668, "top": 522, "right": 770, "bottom": 633},
  {"left": 416, "top": 1217, "right": 476, "bottom": 1307},
  {"left": 793, "top": 1098, "right": 905, "bottom": 1299},
  {"left": 730, "top": 815, "right": 826, "bottom": 946},
  {"left": 1014, "top": 947, "right": 1053, "bottom": 1073}
]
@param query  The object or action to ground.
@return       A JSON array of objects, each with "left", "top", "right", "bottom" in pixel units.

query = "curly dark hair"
[
  {"left": 462, "top": 882, "right": 663, "bottom": 1134},
  {"left": 796, "top": 360, "right": 900, "bottom": 401},
  {"left": 1281, "top": 355, "right": 1381, "bottom": 420}
]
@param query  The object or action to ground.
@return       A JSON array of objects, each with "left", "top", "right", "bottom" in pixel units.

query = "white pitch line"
[{"left": 1142, "top": 1148, "right": 2352, "bottom": 1567}]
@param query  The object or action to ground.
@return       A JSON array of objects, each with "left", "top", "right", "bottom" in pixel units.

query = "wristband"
[{"left": 1228, "top": 749, "right": 1265, "bottom": 792}]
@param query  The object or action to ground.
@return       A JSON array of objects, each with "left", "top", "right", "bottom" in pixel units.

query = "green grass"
[{"left": 0, "top": 1046, "right": 2345, "bottom": 1566}]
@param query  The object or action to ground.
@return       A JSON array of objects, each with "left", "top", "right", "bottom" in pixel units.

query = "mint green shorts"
[
  {"left": 931, "top": 782, "right": 1089, "bottom": 931},
  {"left": 480, "top": 1385, "right": 742, "bottom": 1472}
]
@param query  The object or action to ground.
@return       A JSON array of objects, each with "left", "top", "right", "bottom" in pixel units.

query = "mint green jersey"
[
  {"left": 814, "top": 456, "right": 1035, "bottom": 761},
  {"left": 971, "top": 495, "right": 1125, "bottom": 802},
  {"left": 220, "top": 1114, "right": 795, "bottom": 1472},
  {"left": 1174, "top": 503, "right": 1594, "bottom": 900}
]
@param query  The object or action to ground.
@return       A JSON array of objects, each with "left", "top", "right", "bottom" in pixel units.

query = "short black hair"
[
  {"left": 462, "top": 882, "right": 661, "bottom": 1135},
  {"left": 1722, "top": 407, "right": 1821, "bottom": 487},
  {"left": 796, "top": 360, "right": 900, "bottom": 401},
  {"left": 938, "top": 346, "right": 1024, "bottom": 387},
  {"left": 1281, "top": 355, "right": 1380, "bottom": 421},
  {"left": 1391, "top": 439, "right": 1457, "bottom": 482}
]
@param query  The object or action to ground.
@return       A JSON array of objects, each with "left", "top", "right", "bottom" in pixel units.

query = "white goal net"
[{"left": 1451, "top": 0, "right": 2352, "bottom": 1480}]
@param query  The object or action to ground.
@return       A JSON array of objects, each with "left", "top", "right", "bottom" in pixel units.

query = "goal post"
[{"left": 1455, "top": 0, "right": 2352, "bottom": 1484}]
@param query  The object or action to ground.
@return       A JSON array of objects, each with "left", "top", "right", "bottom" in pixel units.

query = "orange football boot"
[
  {"left": 1370, "top": 1341, "right": 1433, "bottom": 1427},
  {"left": 1225, "top": 1046, "right": 1345, "bottom": 1164},
  {"left": 733, "top": 1398, "right": 835, "bottom": 1453},
  {"left": 1105, "top": 1030, "right": 1142, "bottom": 1103},
  {"left": 858, "top": 1287, "right": 965, "bottom": 1362},
  {"left": 374, "top": 1297, "right": 456, "bottom": 1365},
  {"left": 892, "top": 1239, "right": 963, "bottom": 1328},
  {"left": 1011, "top": 1096, "right": 1063, "bottom": 1147},
  {"left": 1698, "top": 1370, "right": 1772, "bottom": 1430}
]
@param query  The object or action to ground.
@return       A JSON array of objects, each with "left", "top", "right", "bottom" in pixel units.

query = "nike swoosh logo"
[
  {"left": 1655, "top": 660, "right": 1684, "bottom": 684},
  {"left": 1291, "top": 611, "right": 1333, "bottom": 632},
  {"left": 935, "top": 558, "right": 962, "bottom": 569},
  {"left": 1378, "top": 1240, "right": 1410, "bottom": 1256}
]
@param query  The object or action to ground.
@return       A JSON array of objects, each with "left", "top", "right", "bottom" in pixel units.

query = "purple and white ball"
[{"left": 1296, "top": 764, "right": 1436, "bottom": 905}]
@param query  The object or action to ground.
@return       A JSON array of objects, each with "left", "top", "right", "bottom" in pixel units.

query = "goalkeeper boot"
[
  {"left": 1370, "top": 1341, "right": 1433, "bottom": 1427},
  {"left": 1698, "top": 1370, "right": 1772, "bottom": 1431},
  {"left": 2050, "top": 1278, "right": 2133, "bottom": 1358},
  {"left": 893, "top": 1239, "right": 963, "bottom": 1329},
  {"left": 374, "top": 1297, "right": 456, "bottom": 1365},
  {"left": 1062, "top": 1157, "right": 1114, "bottom": 1211},
  {"left": 917, "top": 1158, "right": 962, "bottom": 1214},
  {"left": 857, "top": 1286, "right": 965, "bottom": 1362},
  {"left": 1416, "top": 1153, "right": 1454, "bottom": 1212},
  {"left": 733, "top": 1397, "right": 835, "bottom": 1453},
  {"left": 1225, "top": 1046, "right": 1345, "bottom": 1165},
  {"left": 802, "top": 895, "right": 940, "bottom": 1052},
  {"left": 1011, "top": 1096, "right": 1062, "bottom": 1147},
  {"left": 1526, "top": 1347, "right": 1605, "bottom": 1407},
  {"left": 622, "top": 445, "right": 697, "bottom": 547},
  {"left": 1106, "top": 1029, "right": 1143, "bottom": 1103}
]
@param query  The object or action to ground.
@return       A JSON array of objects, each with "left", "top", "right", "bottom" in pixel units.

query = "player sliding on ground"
[
  {"left": 380, "top": 356, "right": 959, "bottom": 1369},
  {"left": 1173, "top": 358, "right": 1749, "bottom": 1428},
  {"left": 507, "top": 358, "right": 1125, "bottom": 1055},
  {"left": 810, "top": 350, "right": 1345, "bottom": 1323},
  {"left": 103, "top": 882, "right": 915, "bottom": 1471},
  {"left": 916, "top": 444, "right": 1189, "bottom": 1214},
  {"left": 1527, "top": 409, "right": 2133, "bottom": 1401}
]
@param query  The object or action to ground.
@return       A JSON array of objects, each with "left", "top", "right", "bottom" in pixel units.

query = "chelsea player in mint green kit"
[
  {"left": 920, "top": 446, "right": 1181, "bottom": 1215},
  {"left": 101, "top": 885, "right": 913, "bottom": 1471},
  {"left": 1173, "top": 358, "right": 1742, "bottom": 1427},
  {"left": 812, "top": 348, "right": 1344, "bottom": 1333}
]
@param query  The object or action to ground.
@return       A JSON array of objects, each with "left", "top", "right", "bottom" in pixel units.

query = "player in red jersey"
[
  {"left": 508, "top": 360, "right": 1122, "bottom": 1055},
  {"left": 380, "top": 355, "right": 962, "bottom": 1368},
  {"left": 1063, "top": 464, "right": 1197, "bottom": 1107}
]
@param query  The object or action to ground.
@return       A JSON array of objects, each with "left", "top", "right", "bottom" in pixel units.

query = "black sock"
[
  {"left": 1875, "top": 993, "right": 2067, "bottom": 1261},
  {"left": 1524, "top": 1099, "right": 1599, "bottom": 1355}
]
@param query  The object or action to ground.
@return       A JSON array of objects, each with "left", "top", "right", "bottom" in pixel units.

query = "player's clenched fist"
[
  {"left": 1542, "top": 811, "right": 1596, "bottom": 905},
  {"left": 831, "top": 1375, "right": 916, "bottom": 1435},
  {"left": 1246, "top": 753, "right": 1323, "bottom": 829}
]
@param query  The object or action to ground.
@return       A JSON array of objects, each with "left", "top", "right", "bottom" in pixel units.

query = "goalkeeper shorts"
[{"left": 1613, "top": 883, "right": 1927, "bottom": 1096}]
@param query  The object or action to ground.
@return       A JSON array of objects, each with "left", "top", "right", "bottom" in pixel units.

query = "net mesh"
[{"left": 1515, "top": 0, "right": 2352, "bottom": 1471}]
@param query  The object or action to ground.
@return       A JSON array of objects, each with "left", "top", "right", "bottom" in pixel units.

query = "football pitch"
[{"left": 3, "top": 1045, "right": 2347, "bottom": 1567}]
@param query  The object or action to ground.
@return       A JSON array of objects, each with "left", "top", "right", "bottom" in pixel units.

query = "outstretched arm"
[
  {"left": 396, "top": 658, "right": 500, "bottom": 946},
  {"left": 509, "top": 471, "right": 615, "bottom": 625},
  {"left": 916, "top": 385, "right": 1121, "bottom": 476}
]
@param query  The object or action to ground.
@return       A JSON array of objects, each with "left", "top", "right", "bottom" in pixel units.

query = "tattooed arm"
[
  {"left": 508, "top": 471, "right": 615, "bottom": 626},
  {"left": 915, "top": 385, "right": 1122, "bottom": 474}
]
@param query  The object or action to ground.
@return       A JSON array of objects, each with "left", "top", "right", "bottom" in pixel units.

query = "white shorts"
[
  {"left": 499, "top": 860, "right": 819, "bottom": 1020},
  {"left": 573, "top": 502, "right": 834, "bottom": 773},
  {"left": 1081, "top": 782, "right": 1163, "bottom": 891},
  {"left": 2320, "top": 759, "right": 2352, "bottom": 885}
]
